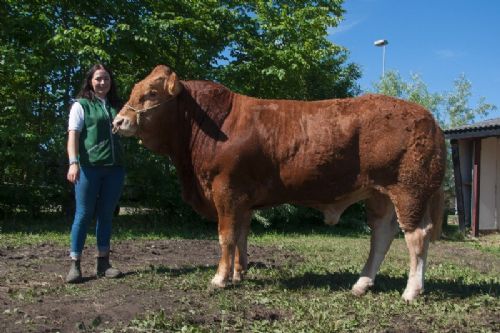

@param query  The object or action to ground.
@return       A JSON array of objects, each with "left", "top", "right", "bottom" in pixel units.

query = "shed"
[{"left": 444, "top": 118, "right": 500, "bottom": 236}]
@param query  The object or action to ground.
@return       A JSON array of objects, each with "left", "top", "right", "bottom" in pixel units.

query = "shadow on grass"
[
  {"left": 114, "top": 255, "right": 498, "bottom": 299},
  {"left": 276, "top": 271, "right": 499, "bottom": 298},
  {"left": 277, "top": 270, "right": 360, "bottom": 291},
  {"left": 124, "top": 264, "right": 217, "bottom": 278}
]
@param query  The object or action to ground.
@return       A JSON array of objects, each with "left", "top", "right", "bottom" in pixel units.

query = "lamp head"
[{"left": 374, "top": 39, "right": 389, "bottom": 46}]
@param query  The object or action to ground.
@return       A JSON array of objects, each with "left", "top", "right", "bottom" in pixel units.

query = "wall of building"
[{"left": 479, "top": 137, "right": 500, "bottom": 230}]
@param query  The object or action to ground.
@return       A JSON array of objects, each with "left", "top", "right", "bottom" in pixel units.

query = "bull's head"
[{"left": 112, "top": 65, "right": 182, "bottom": 137}]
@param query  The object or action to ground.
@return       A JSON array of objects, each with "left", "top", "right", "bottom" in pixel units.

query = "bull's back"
[{"left": 216, "top": 93, "right": 444, "bottom": 205}]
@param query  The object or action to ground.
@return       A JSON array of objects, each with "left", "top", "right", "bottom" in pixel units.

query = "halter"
[{"left": 124, "top": 97, "right": 174, "bottom": 125}]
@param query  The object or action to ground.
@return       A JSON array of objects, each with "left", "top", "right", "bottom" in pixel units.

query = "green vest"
[{"left": 77, "top": 98, "right": 123, "bottom": 166}]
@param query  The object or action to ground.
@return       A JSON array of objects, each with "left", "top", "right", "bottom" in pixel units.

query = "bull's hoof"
[
  {"left": 232, "top": 271, "right": 245, "bottom": 284},
  {"left": 402, "top": 287, "right": 423, "bottom": 302},
  {"left": 351, "top": 286, "right": 366, "bottom": 297},
  {"left": 351, "top": 277, "right": 374, "bottom": 297},
  {"left": 211, "top": 275, "right": 228, "bottom": 288}
]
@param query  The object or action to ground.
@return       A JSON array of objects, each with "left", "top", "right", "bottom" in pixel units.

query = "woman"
[{"left": 66, "top": 64, "right": 125, "bottom": 283}]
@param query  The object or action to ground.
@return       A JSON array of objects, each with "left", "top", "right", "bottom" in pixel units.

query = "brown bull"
[{"left": 113, "top": 65, "right": 446, "bottom": 301}]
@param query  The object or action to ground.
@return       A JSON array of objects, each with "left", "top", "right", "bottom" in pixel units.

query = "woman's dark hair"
[{"left": 76, "top": 64, "right": 121, "bottom": 109}]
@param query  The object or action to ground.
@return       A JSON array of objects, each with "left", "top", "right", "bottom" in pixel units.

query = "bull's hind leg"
[
  {"left": 390, "top": 190, "right": 433, "bottom": 302},
  {"left": 401, "top": 215, "right": 431, "bottom": 301},
  {"left": 352, "top": 192, "right": 398, "bottom": 296}
]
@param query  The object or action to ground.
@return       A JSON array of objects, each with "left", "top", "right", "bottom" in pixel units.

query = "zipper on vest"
[{"left": 101, "top": 101, "right": 116, "bottom": 164}]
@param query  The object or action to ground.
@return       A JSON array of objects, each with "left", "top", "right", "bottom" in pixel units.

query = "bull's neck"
[
  {"left": 162, "top": 91, "right": 218, "bottom": 219},
  {"left": 136, "top": 87, "right": 228, "bottom": 220}
]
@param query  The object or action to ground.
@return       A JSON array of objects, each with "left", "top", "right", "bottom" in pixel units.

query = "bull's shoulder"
[
  {"left": 181, "top": 80, "right": 234, "bottom": 111},
  {"left": 181, "top": 80, "right": 233, "bottom": 97},
  {"left": 179, "top": 80, "right": 235, "bottom": 131}
]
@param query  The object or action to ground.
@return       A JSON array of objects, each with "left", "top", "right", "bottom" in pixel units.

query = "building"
[{"left": 444, "top": 118, "right": 500, "bottom": 236}]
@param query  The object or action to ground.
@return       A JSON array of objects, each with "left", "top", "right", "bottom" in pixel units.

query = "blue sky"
[{"left": 329, "top": 0, "right": 500, "bottom": 120}]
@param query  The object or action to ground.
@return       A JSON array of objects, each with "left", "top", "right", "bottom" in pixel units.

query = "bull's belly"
[
  {"left": 278, "top": 168, "right": 365, "bottom": 203},
  {"left": 251, "top": 173, "right": 373, "bottom": 208},
  {"left": 251, "top": 186, "right": 373, "bottom": 226},
  {"left": 284, "top": 184, "right": 371, "bottom": 206}
]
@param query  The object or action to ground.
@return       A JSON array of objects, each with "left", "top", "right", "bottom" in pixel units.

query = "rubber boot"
[
  {"left": 96, "top": 256, "right": 122, "bottom": 278},
  {"left": 65, "top": 260, "right": 83, "bottom": 284}
]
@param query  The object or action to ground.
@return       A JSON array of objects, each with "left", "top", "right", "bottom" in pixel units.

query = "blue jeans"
[{"left": 70, "top": 166, "right": 125, "bottom": 259}]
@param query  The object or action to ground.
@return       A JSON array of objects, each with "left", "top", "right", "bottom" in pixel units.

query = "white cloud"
[
  {"left": 328, "top": 19, "right": 364, "bottom": 36},
  {"left": 435, "top": 49, "right": 459, "bottom": 59}
]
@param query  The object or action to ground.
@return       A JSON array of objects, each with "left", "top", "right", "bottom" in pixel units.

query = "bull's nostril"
[
  {"left": 112, "top": 118, "right": 124, "bottom": 134},
  {"left": 113, "top": 119, "right": 123, "bottom": 130}
]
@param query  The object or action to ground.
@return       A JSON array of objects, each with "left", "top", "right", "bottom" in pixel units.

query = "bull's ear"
[{"left": 165, "top": 72, "right": 182, "bottom": 97}]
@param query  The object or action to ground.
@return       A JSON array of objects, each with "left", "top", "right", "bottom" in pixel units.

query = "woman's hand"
[{"left": 67, "top": 164, "right": 80, "bottom": 183}]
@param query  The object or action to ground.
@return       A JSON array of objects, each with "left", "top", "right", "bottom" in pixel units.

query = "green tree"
[
  {"left": 0, "top": 0, "right": 361, "bottom": 218},
  {"left": 372, "top": 70, "right": 496, "bottom": 129},
  {"left": 0, "top": 2, "right": 71, "bottom": 215},
  {"left": 218, "top": 0, "right": 360, "bottom": 100},
  {"left": 446, "top": 74, "right": 495, "bottom": 128},
  {"left": 0, "top": 0, "right": 239, "bottom": 216}
]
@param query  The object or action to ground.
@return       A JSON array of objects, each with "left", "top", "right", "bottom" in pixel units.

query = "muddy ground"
[
  {"left": 0, "top": 240, "right": 300, "bottom": 332},
  {"left": 0, "top": 238, "right": 498, "bottom": 332}
]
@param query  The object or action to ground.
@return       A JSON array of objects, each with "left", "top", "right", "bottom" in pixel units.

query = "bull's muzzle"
[{"left": 112, "top": 116, "right": 135, "bottom": 136}]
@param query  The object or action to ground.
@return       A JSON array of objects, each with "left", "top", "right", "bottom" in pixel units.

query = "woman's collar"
[{"left": 96, "top": 95, "right": 106, "bottom": 104}]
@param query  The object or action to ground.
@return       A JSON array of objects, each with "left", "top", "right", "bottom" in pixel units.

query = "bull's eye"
[{"left": 149, "top": 90, "right": 157, "bottom": 97}]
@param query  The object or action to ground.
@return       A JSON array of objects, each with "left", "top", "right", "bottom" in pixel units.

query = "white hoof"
[
  {"left": 402, "top": 287, "right": 422, "bottom": 302},
  {"left": 232, "top": 271, "right": 245, "bottom": 284},
  {"left": 351, "top": 277, "right": 374, "bottom": 296},
  {"left": 211, "top": 274, "right": 227, "bottom": 288}
]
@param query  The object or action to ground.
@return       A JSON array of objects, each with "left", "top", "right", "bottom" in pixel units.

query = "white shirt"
[{"left": 68, "top": 97, "right": 107, "bottom": 132}]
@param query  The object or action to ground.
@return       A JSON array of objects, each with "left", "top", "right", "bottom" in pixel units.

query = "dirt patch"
[
  {"left": 430, "top": 241, "right": 499, "bottom": 274},
  {"left": 0, "top": 240, "right": 300, "bottom": 332}
]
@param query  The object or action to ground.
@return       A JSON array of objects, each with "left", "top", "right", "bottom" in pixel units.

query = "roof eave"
[{"left": 444, "top": 128, "right": 500, "bottom": 140}]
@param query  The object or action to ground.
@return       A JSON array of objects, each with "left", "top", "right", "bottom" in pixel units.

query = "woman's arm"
[{"left": 67, "top": 130, "right": 80, "bottom": 183}]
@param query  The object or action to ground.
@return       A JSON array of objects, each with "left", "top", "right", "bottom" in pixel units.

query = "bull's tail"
[{"left": 429, "top": 188, "right": 445, "bottom": 241}]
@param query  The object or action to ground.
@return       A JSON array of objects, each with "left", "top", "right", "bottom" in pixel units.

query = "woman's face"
[{"left": 91, "top": 69, "right": 111, "bottom": 98}]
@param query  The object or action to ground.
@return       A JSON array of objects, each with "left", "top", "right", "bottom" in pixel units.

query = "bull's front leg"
[
  {"left": 211, "top": 175, "right": 252, "bottom": 288},
  {"left": 233, "top": 211, "right": 252, "bottom": 283},
  {"left": 352, "top": 193, "right": 398, "bottom": 296},
  {"left": 211, "top": 210, "right": 252, "bottom": 288}
]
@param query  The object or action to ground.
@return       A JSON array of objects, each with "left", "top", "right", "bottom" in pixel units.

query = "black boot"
[
  {"left": 96, "top": 256, "right": 122, "bottom": 278},
  {"left": 65, "top": 260, "right": 83, "bottom": 284}
]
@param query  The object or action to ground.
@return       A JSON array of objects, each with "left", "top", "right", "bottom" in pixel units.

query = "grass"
[{"left": 1, "top": 213, "right": 499, "bottom": 332}]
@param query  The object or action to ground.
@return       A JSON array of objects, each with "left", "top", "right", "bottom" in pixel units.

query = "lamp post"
[{"left": 374, "top": 39, "right": 389, "bottom": 77}]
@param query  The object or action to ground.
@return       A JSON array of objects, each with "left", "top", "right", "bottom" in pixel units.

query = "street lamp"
[{"left": 374, "top": 39, "right": 389, "bottom": 77}]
